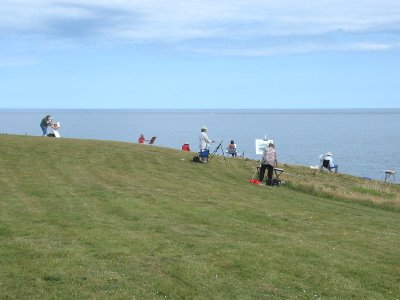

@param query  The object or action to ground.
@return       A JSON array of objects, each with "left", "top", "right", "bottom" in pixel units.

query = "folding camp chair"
[
  {"left": 226, "top": 148, "right": 237, "bottom": 157},
  {"left": 321, "top": 159, "right": 332, "bottom": 172},
  {"left": 274, "top": 168, "right": 284, "bottom": 181}
]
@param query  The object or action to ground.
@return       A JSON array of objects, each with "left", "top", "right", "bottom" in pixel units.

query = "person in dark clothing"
[
  {"left": 40, "top": 115, "right": 52, "bottom": 136},
  {"left": 258, "top": 142, "right": 278, "bottom": 185}
]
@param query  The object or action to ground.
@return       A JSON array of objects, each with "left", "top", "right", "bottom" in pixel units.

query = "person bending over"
[
  {"left": 259, "top": 142, "right": 278, "bottom": 185},
  {"left": 40, "top": 115, "right": 52, "bottom": 136}
]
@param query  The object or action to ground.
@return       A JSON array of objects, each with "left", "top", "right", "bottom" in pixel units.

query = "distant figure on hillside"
[
  {"left": 182, "top": 143, "right": 191, "bottom": 151},
  {"left": 138, "top": 134, "right": 147, "bottom": 144},
  {"left": 199, "top": 126, "right": 214, "bottom": 151},
  {"left": 320, "top": 152, "right": 339, "bottom": 173},
  {"left": 199, "top": 126, "right": 214, "bottom": 163},
  {"left": 199, "top": 126, "right": 214, "bottom": 150},
  {"left": 227, "top": 140, "right": 237, "bottom": 157},
  {"left": 259, "top": 142, "right": 278, "bottom": 185},
  {"left": 40, "top": 115, "right": 53, "bottom": 136}
]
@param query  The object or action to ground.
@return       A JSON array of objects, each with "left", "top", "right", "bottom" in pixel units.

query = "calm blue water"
[{"left": 1, "top": 109, "right": 399, "bottom": 181}]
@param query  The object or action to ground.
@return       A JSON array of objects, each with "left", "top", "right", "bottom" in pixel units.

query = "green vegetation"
[{"left": 0, "top": 135, "right": 399, "bottom": 299}]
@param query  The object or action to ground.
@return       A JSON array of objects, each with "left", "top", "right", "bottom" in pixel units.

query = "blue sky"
[{"left": 1, "top": 0, "right": 399, "bottom": 109}]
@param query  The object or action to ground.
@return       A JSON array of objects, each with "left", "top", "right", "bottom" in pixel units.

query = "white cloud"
[{"left": 1, "top": 0, "right": 400, "bottom": 55}]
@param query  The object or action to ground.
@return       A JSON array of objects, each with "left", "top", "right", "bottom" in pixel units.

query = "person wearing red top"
[
  {"left": 138, "top": 134, "right": 146, "bottom": 144},
  {"left": 182, "top": 143, "right": 190, "bottom": 151}
]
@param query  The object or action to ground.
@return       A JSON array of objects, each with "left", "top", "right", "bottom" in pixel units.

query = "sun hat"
[
  {"left": 201, "top": 126, "right": 207, "bottom": 130},
  {"left": 325, "top": 152, "right": 332, "bottom": 156}
]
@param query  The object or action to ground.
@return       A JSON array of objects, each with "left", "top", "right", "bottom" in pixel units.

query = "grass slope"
[{"left": 0, "top": 135, "right": 399, "bottom": 299}]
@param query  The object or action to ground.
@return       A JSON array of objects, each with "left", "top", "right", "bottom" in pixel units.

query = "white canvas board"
[
  {"left": 52, "top": 129, "right": 60, "bottom": 138},
  {"left": 51, "top": 122, "right": 61, "bottom": 138},
  {"left": 255, "top": 139, "right": 273, "bottom": 155}
]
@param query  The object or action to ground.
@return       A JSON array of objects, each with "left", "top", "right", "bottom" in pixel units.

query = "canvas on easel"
[
  {"left": 255, "top": 139, "right": 273, "bottom": 155},
  {"left": 148, "top": 136, "right": 157, "bottom": 144},
  {"left": 50, "top": 122, "right": 61, "bottom": 138}
]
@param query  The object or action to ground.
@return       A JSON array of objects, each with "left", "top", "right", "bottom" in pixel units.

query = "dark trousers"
[{"left": 259, "top": 164, "right": 274, "bottom": 185}]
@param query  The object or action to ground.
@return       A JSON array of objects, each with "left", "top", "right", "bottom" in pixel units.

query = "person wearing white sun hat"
[
  {"left": 199, "top": 126, "right": 214, "bottom": 151},
  {"left": 322, "top": 152, "right": 339, "bottom": 173},
  {"left": 198, "top": 126, "right": 214, "bottom": 162}
]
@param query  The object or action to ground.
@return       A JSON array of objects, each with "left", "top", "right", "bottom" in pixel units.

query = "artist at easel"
[
  {"left": 198, "top": 126, "right": 214, "bottom": 162},
  {"left": 259, "top": 141, "right": 278, "bottom": 186}
]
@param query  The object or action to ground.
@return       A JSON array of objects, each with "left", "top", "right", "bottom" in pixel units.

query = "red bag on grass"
[{"left": 248, "top": 179, "right": 261, "bottom": 184}]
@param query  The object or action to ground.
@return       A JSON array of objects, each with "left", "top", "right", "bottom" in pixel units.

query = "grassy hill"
[{"left": 0, "top": 135, "right": 399, "bottom": 299}]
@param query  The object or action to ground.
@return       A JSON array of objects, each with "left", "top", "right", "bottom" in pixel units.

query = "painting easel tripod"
[{"left": 208, "top": 140, "right": 227, "bottom": 166}]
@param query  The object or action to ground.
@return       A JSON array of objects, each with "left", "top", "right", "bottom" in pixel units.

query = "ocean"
[{"left": 1, "top": 109, "right": 399, "bottom": 181}]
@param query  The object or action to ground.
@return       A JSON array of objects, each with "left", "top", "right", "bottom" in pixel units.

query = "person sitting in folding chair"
[
  {"left": 199, "top": 126, "right": 214, "bottom": 163},
  {"left": 258, "top": 142, "right": 278, "bottom": 185},
  {"left": 138, "top": 133, "right": 147, "bottom": 144},
  {"left": 320, "top": 152, "right": 338, "bottom": 173},
  {"left": 138, "top": 134, "right": 156, "bottom": 145},
  {"left": 226, "top": 140, "right": 237, "bottom": 157}
]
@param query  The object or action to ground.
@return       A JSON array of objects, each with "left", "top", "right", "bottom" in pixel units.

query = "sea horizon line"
[{"left": 1, "top": 108, "right": 399, "bottom": 114}]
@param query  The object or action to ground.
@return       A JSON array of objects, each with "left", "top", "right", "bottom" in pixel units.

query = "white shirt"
[
  {"left": 199, "top": 131, "right": 212, "bottom": 150},
  {"left": 323, "top": 156, "right": 335, "bottom": 168}
]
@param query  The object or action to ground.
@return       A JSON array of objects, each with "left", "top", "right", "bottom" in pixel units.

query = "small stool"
[
  {"left": 383, "top": 170, "right": 396, "bottom": 182},
  {"left": 274, "top": 168, "right": 284, "bottom": 181}
]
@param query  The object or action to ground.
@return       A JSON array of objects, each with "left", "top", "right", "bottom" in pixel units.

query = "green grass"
[{"left": 0, "top": 135, "right": 399, "bottom": 299}]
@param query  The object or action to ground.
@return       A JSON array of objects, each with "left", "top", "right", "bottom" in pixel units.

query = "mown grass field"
[{"left": 0, "top": 135, "right": 399, "bottom": 299}]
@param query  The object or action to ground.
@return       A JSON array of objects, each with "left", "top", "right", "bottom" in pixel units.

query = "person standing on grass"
[
  {"left": 199, "top": 126, "right": 214, "bottom": 152},
  {"left": 40, "top": 115, "right": 52, "bottom": 136},
  {"left": 259, "top": 142, "right": 278, "bottom": 185},
  {"left": 199, "top": 126, "right": 214, "bottom": 162}
]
